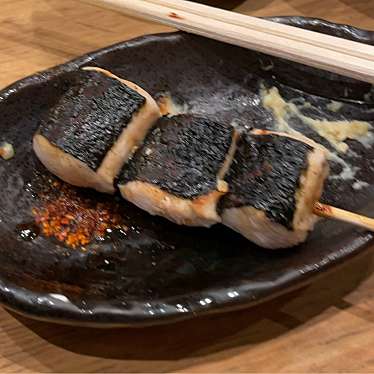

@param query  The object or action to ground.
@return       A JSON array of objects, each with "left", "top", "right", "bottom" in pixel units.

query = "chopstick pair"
[{"left": 83, "top": 0, "right": 374, "bottom": 84}]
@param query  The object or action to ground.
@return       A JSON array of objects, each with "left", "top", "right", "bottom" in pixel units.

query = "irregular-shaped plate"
[{"left": 0, "top": 17, "right": 374, "bottom": 327}]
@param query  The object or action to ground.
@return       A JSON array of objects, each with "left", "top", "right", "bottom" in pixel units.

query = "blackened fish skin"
[
  {"left": 120, "top": 115, "right": 234, "bottom": 199},
  {"left": 39, "top": 70, "right": 145, "bottom": 170},
  {"left": 220, "top": 134, "right": 311, "bottom": 229}
]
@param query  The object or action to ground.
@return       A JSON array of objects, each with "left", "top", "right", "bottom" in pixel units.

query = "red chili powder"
[{"left": 32, "top": 181, "right": 125, "bottom": 248}]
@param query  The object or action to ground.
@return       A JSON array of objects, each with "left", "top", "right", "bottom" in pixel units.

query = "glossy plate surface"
[{"left": 0, "top": 17, "right": 374, "bottom": 327}]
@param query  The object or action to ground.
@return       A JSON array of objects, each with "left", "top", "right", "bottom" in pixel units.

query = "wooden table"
[{"left": 1, "top": 1, "right": 374, "bottom": 372}]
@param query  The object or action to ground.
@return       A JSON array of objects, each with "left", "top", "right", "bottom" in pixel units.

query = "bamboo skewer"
[
  {"left": 83, "top": 0, "right": 374, "bottom": 84},
  {"left": 314, "top": 203, "right": 374, "bottom": 232},
  {"left": 82, "top": 0, "right": 374, "bottom": 233}
]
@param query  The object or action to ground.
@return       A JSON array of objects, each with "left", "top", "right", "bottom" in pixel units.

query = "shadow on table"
[
  {"left": 3, "top": 248, "right": 374, "bottom": 371},
  {"left": 193, "top": 0, "right": 248, "bottom": 9}
]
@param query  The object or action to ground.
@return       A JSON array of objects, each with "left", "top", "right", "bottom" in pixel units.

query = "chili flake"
[{"left": 32, "top": 181, "right": 126, "bottom": 248}]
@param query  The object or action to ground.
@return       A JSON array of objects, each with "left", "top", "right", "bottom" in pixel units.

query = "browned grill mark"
[
  {"left": 314, "top": 202, "right": 332, "bottom": 215},
  {"left": 169, "top": 12, "right": 183, "bottom": 20}
]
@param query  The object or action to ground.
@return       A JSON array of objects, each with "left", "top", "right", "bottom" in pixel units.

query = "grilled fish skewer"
[
  {"left": 33, "top": 67, "right": 160, "bottom": 193},
  {"left": 33, "top": 71, "right": 374, "bottom": 248}
]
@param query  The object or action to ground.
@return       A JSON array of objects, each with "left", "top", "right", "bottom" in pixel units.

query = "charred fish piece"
[
  {"left": 220, "top": 130, "right": 329, "bottom": 249},
  {"left": 118, "top": 114, "right": 238, "bottom": 227},
  {"left": 33, "top": 67, "right": 160, "bottom": 193}
]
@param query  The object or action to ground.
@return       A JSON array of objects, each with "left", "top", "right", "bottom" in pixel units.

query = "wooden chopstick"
[
  {"left": 147, "top": 0, "right": 374, "bottom": 62},
  {"left": 83, "top": 0, "right": 374, "bottom": 84}
]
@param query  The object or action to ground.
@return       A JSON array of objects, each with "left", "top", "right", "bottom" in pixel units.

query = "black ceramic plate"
[{"left": 1, "top": 17, "right": 374, "bottom": 327}]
